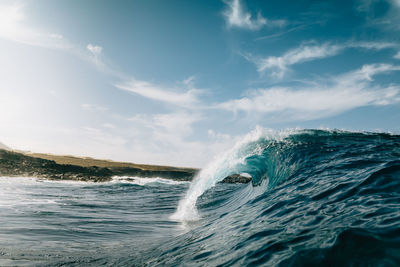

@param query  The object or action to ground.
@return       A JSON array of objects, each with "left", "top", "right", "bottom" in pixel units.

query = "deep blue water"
[{"left": 1, "top": 129, "right": 400, "bottom": 266}]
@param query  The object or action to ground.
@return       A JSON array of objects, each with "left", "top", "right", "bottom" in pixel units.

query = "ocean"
[{"left": 1, "top": 129, "right": 400, "bottom": 266}]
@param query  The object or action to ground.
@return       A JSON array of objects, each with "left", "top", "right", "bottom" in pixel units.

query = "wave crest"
[{"left": 171, "top": 127, "right": 301, "bottom": 221}]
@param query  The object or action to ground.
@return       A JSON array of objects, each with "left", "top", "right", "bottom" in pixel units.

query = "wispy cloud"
[
  {"left": 394, "top": 51, "right": 400, "bottom": 59},
  {"left": 115, "top": 79, "right": 203, "bottom": 107},
  {"left": 87, "top": 44, "right": 102, "bottom": 56},
  {"left": 223, "top": 0, "right": 286, "bottom": 30},
  {"left": 81, "top": 104, "right": 108, "bottom": 112},
  {"left": 219, "top": 64, "right": 400, "bottom": 120},
  {"left": 252, "top": 42, "right": 342, "bottom": 78},
  {"left": 350, "top": 41, "right": 397, "bottom": 50},
  {"left": 129, "top": 112, "right": 203, "bottom": 138},
  {"left": 102, "top": 123, "right": 115, "bottom": 129},
  {"left": 356, "top": 0, "right": 400, "bottom": 32},
  {"left": 84, "top": 43, "right": 114, "bottom": 75},
  {"left": 247, "top": 41, "right": 399, "bottom": 78}
]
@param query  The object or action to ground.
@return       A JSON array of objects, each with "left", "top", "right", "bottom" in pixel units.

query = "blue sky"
[{"left": 0, "top": 0, "right": 400, "bottom": 167}]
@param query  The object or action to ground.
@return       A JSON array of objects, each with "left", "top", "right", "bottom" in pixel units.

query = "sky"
[{"left": 0, "top": 0, "right": 400, "bottom": 167}]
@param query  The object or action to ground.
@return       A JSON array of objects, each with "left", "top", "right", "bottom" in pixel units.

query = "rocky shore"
[{"left": 0, "top": 149, "right": 251, "bottom": 183}]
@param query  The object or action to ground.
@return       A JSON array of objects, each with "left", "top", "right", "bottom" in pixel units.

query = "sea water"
[{"left": 1, "top": 129, "right": 400, "bottom": 266}]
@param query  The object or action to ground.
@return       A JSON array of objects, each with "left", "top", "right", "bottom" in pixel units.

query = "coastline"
[
  {"left": 0, "top": 149, "right": 251, "bottom": 183},
  {"left": 0, "top": 149, "right": 197, "bottom": 182}
]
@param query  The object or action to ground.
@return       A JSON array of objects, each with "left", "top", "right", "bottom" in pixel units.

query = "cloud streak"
[
  {"left": 219, "top": 64, "right": 400, "bottom": 120},
  {"left": 247, "top": 41, "right": 399, "bottom": 78},
  {"left": 223, "top": 0, "right": 286, "bottom": 30},
  {"left": 81, "top": 104, "right": 108, "bottom": 112},
  {"left": 255, "top": 43, "right": 342, "bottom": 78},
  {"left": 115, "top": 79, "right": 203, "bottom": 107},
  {"left": 87, "top": 44, "right": 102, "bottom": 56},
  {"left": 129, "top": 112, "right": 203, "bottom": 138}
]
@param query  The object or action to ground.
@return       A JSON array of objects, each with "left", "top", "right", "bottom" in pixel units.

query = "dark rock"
[
  {"left": 221, "top": 174, "right": 252, "bottom": 184},
  {"left": 0, "top": 149, "right": 113, "bottom": 182}
]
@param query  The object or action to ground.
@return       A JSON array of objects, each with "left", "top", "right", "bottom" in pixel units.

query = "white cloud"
[
  {"left": 255, "top": 43, "right": 342, "bottom": 78},
  {"left": 87, "top": 43, "right": 102, "bottom": 56},
  {"left": 346, "top": 63, "right": 400, "bottom": 81},
  {"left": 349, "top": 41, "right": 397, "bottom": 50},
  {"left": 249, "top": 41, "right": 399, "bottom": 78},
  {"left": 223, "top": 0, "right": 286, "bottom": 30},
  {"left": 219, "top": 64, "right": 400, "bottom": 120},
  {"left": 115, "top": 79, "right": 202, "bottom": 107},
  {"left": 358, "top": 0, "right": 400, "bottom": 32},
  {"left": 81, "top": 104, "right": 108, "bottom": 112},
  {"left": 208, "top": 129, "right": 232, "bottom": 141},
  {"left": 102, "top": 123, "right": 115, "bottom": 129},
  {"left": 153, "top": 113, "right": 202, "bottom": 137},
  {"left": 85, "top": 43, "right": 110, "bottom": 73},
  {"left": 394, "top": 51, "right": 400, "bottom": 59},
  {"left": 129, "top": 112, "right": 203, "bottom": 138},
  {"left": 50, "top": 33, "right": 63, "bottom": 39}
]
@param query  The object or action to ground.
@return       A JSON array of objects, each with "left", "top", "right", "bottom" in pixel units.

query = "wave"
[
  {"left": 146, "top": 128, "right": 400, "bottom": 265},
  {"left": 172, "top": 127, "right": 306, "bottom": 221},
  {"left": 171, "top": 128, "right": 398, "bottom": 221}
]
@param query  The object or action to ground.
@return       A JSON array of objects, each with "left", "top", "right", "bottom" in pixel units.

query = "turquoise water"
[{"left": 1, "top": 129, "right": 400, "bottom": 266}]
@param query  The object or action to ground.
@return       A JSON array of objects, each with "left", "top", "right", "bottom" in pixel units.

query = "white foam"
[
  {"left": 240, "top": 172, "right": 252, "bottom": 178},
  {"left": 0, "top": 177, "right": 60, "bottom": 207},
  {"left": 112, "top": 176, "right": 189, "bottom": 186}
]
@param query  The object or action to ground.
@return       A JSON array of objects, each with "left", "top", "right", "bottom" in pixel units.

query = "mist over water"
[{"left": 1, "top": 129, "right": 400, "bottom": 266}]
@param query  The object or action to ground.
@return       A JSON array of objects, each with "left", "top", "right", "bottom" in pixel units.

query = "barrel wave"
[
  {"left": 164, "top": 129, "right": 400, "bottom": 266},
  {"left": 1, "top": 129, "right": 400, "bottom": 266}
]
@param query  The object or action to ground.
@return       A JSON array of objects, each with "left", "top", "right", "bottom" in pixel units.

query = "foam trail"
[
  {"left": 170, "top": 127, "right": 293, "bottom": 221},
  {"left": 112, "top": 176, "right": 189, "bottom": 186}
]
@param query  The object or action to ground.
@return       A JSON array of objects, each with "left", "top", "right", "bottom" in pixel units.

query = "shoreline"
[{"left": 0, "top": 149, "right": 251, "bottom": 184}]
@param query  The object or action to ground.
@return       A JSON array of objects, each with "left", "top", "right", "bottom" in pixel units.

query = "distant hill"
[
  {"left": 26, "top": 152, "right": 197, "bottom": 172},
  {"left": 0, "top": 149, "right": 198, "bottom": 182},
  {"left": 0, "top": 149, "right": 250, "bottom": 183},
  {"left": 0, "top": 142, "right": 10, "bottom": 150}
]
